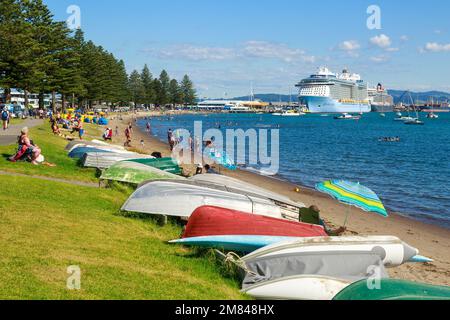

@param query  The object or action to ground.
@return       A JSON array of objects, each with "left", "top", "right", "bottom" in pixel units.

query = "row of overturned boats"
[{"left": 65, "top": 140, "right": 450, "bottom": 300}]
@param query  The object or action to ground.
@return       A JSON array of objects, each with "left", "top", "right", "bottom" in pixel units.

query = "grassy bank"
[
  {"left": 0, "top": 123, "right": 102, "bottom": 183},
  {"left": 0, "top": 123, "right": 245, "bottom": 300}
]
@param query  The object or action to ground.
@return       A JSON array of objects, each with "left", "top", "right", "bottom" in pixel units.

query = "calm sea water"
[{"left": 138, "top": 112, "right": 450, "bottom": 229}]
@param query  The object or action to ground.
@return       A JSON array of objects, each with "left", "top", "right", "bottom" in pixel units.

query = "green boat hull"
[
  {"left": 333, "top": 279, "right": 450, "bottom": 300},
  {"left": 125, "top": 158, "right": 182, "bottom": 175}
]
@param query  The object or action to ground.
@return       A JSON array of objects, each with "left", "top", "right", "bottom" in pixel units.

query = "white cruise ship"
[{"left": 296, "top": 67, "right": 371, "bottom": 113}]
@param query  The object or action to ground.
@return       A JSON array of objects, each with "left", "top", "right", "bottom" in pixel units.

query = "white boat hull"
[
  {"left": 242, "top": 236, "right": 419, "bottom": 267},
  {"left": 242, "top": 275, "right": 351, "bottom": 300},
  {"left": 189, "top": 174, "right": 305, "bottom": 209},
  {"left": 121, "top": 181, "right": 284, "bottom": 219}
]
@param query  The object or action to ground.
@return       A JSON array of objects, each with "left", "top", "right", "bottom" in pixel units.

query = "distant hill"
[
  {"left": 215, "top": 91, "right": 450, "bottom": 104},
  {"left": 388, "top": 90, "right": 450, "bottom": 104}
]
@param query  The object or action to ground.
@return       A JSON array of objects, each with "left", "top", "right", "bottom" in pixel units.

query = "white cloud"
[
  {"left": 400, "top": 35, "right": 409, "bottom": 42},
  {"left": 146, "top": 44, "right": 236, "bottom": 61},
  {"left": 338, "top": 40, "right": 361, "bottom": 51},
  {"left": 370, "top": 34, "right": 392, "bottom": 48},
  {"left": 144, "top": 41, "right": 316, "bottom": 64},
  {"left": 370, "top": 55, "right": 389, "bottom": 63},
  {"left": 422, "top": 42, "right": 450, "bottom": 52},
  {"left": 385, "top": 47, "right": 399, "bottom": 52},
  {"left": 242, "top": 41, "right": 315, "bottom": 63}
]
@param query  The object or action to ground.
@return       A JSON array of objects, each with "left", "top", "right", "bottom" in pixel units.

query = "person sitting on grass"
[
  {"left": 9, "top": 127, "right": 42, "bottom": 165},
  {"left": 50, "top": 118, "right": 62, "bottom": 136},
  {"left": 299, "top": 205, "right": 346, "bottom": 236}
]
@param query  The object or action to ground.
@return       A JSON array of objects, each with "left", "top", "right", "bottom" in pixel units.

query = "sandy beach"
[{"left": 108, "top": 111, "right": 450, "bottom": 287}]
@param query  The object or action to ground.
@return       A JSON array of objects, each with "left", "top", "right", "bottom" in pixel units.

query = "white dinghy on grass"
[
  {"left": 242, "top": 235, "right": 419, "bottom": 268},
  {"left": 82, "top": 152, "right": 153, "bottom": 169},
  {"left": 121, "top": 180, "right": 291, "bottom": 219},
  {"left": 189, "top": 174, "right": 305, "bottom": 215}
]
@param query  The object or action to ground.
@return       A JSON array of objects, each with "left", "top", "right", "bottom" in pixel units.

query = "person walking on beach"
[
  {"left": 124, "top": 124, "right": 133, "bottom": 147},
  {"left": 146, "top": 121, "right": 151, "bottom": 132},
  {"left": 168, "top": 129, "right": 175, "bottom": 151},
  {"left": 2, "top": 107, "right": 10, "bottom": 131}
]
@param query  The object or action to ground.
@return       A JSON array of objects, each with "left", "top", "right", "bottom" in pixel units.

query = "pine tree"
[
  {"left": 128, "top": 70, "right": 144, "bottom": 109},
  {"left": 141, "top": 64, "right": 154, "bottom": 107},
  {"left": 180, "top": 75, "right": 197, "bottom": 105},
  {"left": 168, "top": 79, "right": 183, "bottom": 105},
  {"left": 158, "top": 70, "right": 170, "bottom": 106},
  {"left": 0, "top": 1, "right": 196, "bottom": 112}
]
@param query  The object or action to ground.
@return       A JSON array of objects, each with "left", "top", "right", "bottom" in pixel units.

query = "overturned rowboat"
[
  {"left": 121, "top": 181, "right": 295, "bottom": 219},
  {"left": 101, "top": 161, "right": 183, "bottom": 185},
  {"left": 242, "top": 236, "right": 419, "bottom": 268},
  {"left": 181, "top": 206, "right": 325, "bottom": 239}
]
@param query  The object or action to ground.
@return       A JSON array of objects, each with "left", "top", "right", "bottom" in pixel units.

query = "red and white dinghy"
[{"left": 182, "top": 206, "right": 327, "bottom": 239}]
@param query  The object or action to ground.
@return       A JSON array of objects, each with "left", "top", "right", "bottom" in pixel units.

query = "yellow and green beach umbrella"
[{"left": 316, "top": 180, "right": 388, "bottom": 224}]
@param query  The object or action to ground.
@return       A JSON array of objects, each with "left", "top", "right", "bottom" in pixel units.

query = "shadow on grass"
[{"left": 1, "top": 153, "right": 12, "bottom": 160}]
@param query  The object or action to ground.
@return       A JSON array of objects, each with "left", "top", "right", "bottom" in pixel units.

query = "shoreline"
[{"left": 108, "top": 111, "right": 450, "bottom": 286}]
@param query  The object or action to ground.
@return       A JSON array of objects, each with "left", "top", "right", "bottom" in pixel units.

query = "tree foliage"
[{"left": 0, "top": 0, "right": 196, "bottom": 110}]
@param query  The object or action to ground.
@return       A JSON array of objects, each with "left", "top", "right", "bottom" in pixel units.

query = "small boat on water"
[
  {"left": 100, "top": 161, "right": 183, "bottom": 185},
  {"left": 394, "top": 116, "right": 416, "bottom": 122},
  {"left": 334, "top": 113, "right": 361, "bottom": 120},
  {"left": 333, "top": 279, "right": 450, "bottom": 300},
  {"left": 121, "top": 181, "right": 292, "bottom": 219},
  {"left": 426, "top": 112, "right": 439, "bottom": 119},
  {"left": 181, "top": 206, "right": 325, "bottom": 239},
  {"left": 404, "top": 118, "right": 425, "bottom": 125},
  {"left": 280, "top": 110, "right": 305, "bottom": 117},
  {"left": 242, "top": 236, "right": 419, "bottom": 267}
]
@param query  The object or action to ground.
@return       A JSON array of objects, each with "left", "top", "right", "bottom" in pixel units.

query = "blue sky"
[{"left": 45, "top": 0, "right": 450, "bottom": 98}]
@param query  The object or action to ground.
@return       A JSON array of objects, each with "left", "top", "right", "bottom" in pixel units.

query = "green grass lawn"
[
  {"left": 0, "top": 123, "right": 103, "bottom": 183},
  {"left": 0, "top": 123, "right": 246, "bottom": 300},
  {"left": 0, "top": 175, "right": 244, "bottom": 299}
]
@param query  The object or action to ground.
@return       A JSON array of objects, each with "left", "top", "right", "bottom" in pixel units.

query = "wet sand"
[{"left": 108, "top": 111, "right": 450, "bottom": 286}]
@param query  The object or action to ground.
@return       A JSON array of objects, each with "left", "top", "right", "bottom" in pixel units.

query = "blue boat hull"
[
  {"left": 69, "top": 147, "right": 112, "bottom": 159},
  {"left": 170, "top": 235, "right": 296, "bottom": 253},
  {"left": 302, "top": 96, "right": 371, "bottom": 114},
  {"left": 171, "top": 236, "right": 433, "bottom": 263}
]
